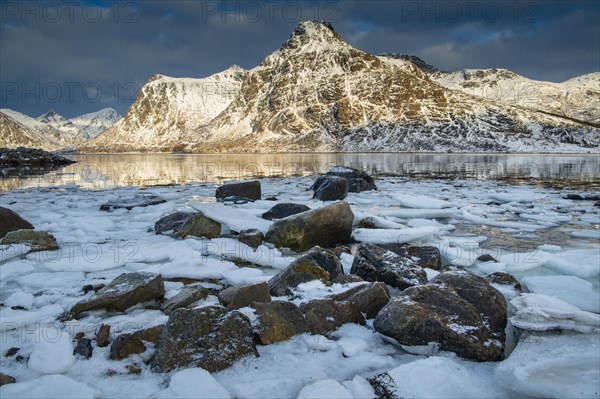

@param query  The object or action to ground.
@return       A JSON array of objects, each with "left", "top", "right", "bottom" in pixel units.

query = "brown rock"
[
  {"left": 300, "top": 299, "right": 365, "bottom": 335},
  {"left": 331, "top": 282, "right": 390, "bottom": 318},
  {"left": 96, "top": 324, "right": 111, "bottom": 347},
  {"left": 252, "top": 301, "right": 308, "bottom": 344},
  {"left": 238, "top": 229, "right": 264, "bottom": 249},
  {"left": 0, "top": 207, "right": 34, "bottom": 239},
  {"left": 219, "top": 282, "right": 271, "bottom": 310}
]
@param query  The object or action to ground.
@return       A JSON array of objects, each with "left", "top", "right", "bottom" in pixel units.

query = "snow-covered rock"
[
  {"left": 28, "top": 327, "right": 75, "bottom": 374},
  {"left": 161, "top": 368, "right": 231, "bottom": 399}
]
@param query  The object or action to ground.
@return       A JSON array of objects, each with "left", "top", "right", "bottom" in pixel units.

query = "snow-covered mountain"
[
  {"left": 70, "top": 108, "right": 122, "bottom": 140},
  {"left": 81, "top": 66, "right": 246, "bottom": 152},
  {"left": 0, "top": 108, "right": 121, "bottom": 150},
  {"left": 429, "top": 68, "right": 600, "bottom": 124},
  {"left": 184, "top": 21, "right": 597, "bottom": 153}
]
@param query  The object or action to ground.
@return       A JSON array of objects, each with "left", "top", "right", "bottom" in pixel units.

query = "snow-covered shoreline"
[{"left": 1, "top": 175, "right": 598, "bottom": 398}]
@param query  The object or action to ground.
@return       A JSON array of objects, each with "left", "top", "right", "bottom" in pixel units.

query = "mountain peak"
[{"left": 281, "top": 20, "right": 345, "bottom": 52}]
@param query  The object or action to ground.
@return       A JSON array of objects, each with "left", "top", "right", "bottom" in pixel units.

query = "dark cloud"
[{"left": 1, "top": 0, "right": 598, "bottom": 118}]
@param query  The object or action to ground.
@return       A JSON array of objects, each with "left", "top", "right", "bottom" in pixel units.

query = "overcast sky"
[{"left": 1, "top": 0, "right": 599, "bottom": 118}]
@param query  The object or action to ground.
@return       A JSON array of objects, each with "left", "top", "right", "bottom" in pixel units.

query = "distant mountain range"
[
  {"left": 0, "top": 108, "right": 121, "bottom": 151},
  {"left": 3, "top": 21, "right": 599, "bottom": 153}
]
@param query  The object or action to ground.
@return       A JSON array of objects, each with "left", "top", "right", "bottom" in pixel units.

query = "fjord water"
[{"left": 1, "top": 153, "right": 599, "bottom": 191}]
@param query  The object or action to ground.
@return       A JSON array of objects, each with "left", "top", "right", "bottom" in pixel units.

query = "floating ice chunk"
[
  {"left": 0, "top": 305, "right": 64, "bottom": 332},
  {"left": 392, "top": 193, "right": 451, "bottom": 209},
  {"left": 353, "top": 212, "right": 406, "bottom": 229},
  {"left": 161, "top": 368, "right": 231, "bottom": 399},
  {"left": 297, "top": 379, "right": 353, "bottom": 399},
  {"left": 571, "top": 229, "right": 600, "bottom": 239},
  {"left": 538, "top": 244, "right": 561, "bottom": 253},
  {"left": 461, "top": 209, "right": 542, "bottom": 231},
  {"left": 522, "top": 275, "right": 600, "bottom": 313},
  {"left": 510, "top": 293, "right": 600, "bottom": 333},
  {"left": 498, "top": 250, "right": 552, "bottom": 273},
  {"left": 387, "top": 356, "right": 508, "bottom": 398},
  {"left": 352, "top": 226, "right": 442, "bottom": 244},
  {"left": 0, "top": 375, "right": 95, "bottom": 399},
  {"left": 495, "top": 332, "right": 600, "bottom": 398},
  {"left": 222, "top": 267, "right": 270, "bottom": 286},
  {"left": 490, "top": 192, "right": 544, "bottom": 203},
  {"left": 377, "top": 208, "right": 457, "bottom": 219},
  {"left": 407, "top": 218, "right": 454, "bottom": 230},
  {"left": 4, "top": 291, "right": 34, "bottom": 309},
  {"left": 544, "top": 249, "right": 600, "bottom": 278},
  {"left": 150, "top": 257, "right": 238, "bottom": 280},
  {"left": 28, "top": 327, "right": 75, "bottom": 374}
]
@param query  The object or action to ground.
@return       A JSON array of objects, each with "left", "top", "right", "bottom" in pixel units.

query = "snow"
[
  {"left": 510, "top": 293, "right": 600, "bottom": 333},
  {"left": 297, "top": 379, "right": 354, "bottom": 399},
  {"left": 0, "top": 375, "right": 96, "bottom": 399},
  {"left": 387, "top": 356, "right": 510, "bottom": 398},
  {"left": 160, "top": 368, "right": 231, "bottom": 399},
  {"left": 28, "top": 327, "right": 76, "bottom": 374},
  {"left": 522, "top": 275, "right": 600, "bottom": 313},
  {"left": 495, "top": 332, "right": 600, "bottom": 398},
  {"left": 352, "top": 226, "right": 443, "bottom": 244}
]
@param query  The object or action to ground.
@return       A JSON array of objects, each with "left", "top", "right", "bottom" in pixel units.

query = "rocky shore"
[{"left": 0, "top": 166, "right": 598, "bottom": 398}]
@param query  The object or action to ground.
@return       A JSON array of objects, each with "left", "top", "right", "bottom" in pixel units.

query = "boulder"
[
  {"left": 300, "top": 299, "right": 365, "bottom": 335},
  {"left": 265, "top": 201, "right": 354, "bottom": 252},
  {"left": 0, "top": 229, "right": 59, "bottom": 252},
  {"left": 252, "top": 301, "right": 308, "bottom": 344},
  {"left": 216, "top": 180, "right": 261, "bottom": 201},
  {"left": 486, "top": 272, "right": 522, "bottom": 292},
  {"left": 73, "top": 338, "right": 93, "bottom": 359},
  {"left": 262, "top": 203, "right": 311, "bottom": 220},
  {"left": 70, "top": 272, "right": 165, "bottom": 315},
  {"left": 100, "top": 195, "right": 166, "bottom": 211},
  {"left": 0, "top": 207, "right": 34, "bottom": 238},
  {"left": 161, "top": 285, "right": 209, "bottom": 315},
  {"left": 0, "top": 373, "right": 16, "bottom": 386},
  {"left": 151, "top": 307, "right": 257, "bottom": 372},
  {"left": 296, "top": 247, "right": 345, "bottom": 283},
  {"left": 383, "top": 244, "right": 442, "bottom": 270},
  {"left": 350, "top": 244, "right": 427, "bottom": 290},
  {"left": 238, "top": 229, "right": 264, "bottom": 249},
  {"left": 219, "top": 282, "right": 271, "bottom": 310},
  {"left": 325, "top": 166, "right": 377, "bottom": 192},
  {"left": 374, "top": 271, "right": 507, "bottom": 361},
  {"left": 331, "top": 282, "right": 390, "bottom": 318},
  {"left": 312, "top": 176, "right": 349, "bottom": 201},
  {"left": 268, "top": 258, "right": 331, "bottom": 297},
  {"left": 154, "top": 211, "right": 190, "bottom": 235},
  {"left": 175, "top": 213, "right": 221, "bottom": 239},
  {"left": 109, "top": 325, "right": 165, "bottom": 360},
  {"left": 95, "top": 324, "right": 110, "bottom": 347},
  {"left": 109, "top": 334, "right": 146, "bottom": 360}
]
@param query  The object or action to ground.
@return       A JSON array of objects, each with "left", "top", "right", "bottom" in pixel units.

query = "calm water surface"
[{"left": 1, "top": 153, "right": 599, "bottom": 191}]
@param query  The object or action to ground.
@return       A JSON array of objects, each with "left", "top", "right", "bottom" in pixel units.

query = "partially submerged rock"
[
  {"left": 238, "top": 229, "right": 264, "bottom": 249},
  {"left": 154, "top": 211, "right": 190, "bottom": 235},
  {"left": 265, "top": 201, "right": 354, "bottom": 252},
  {"left": 151, "top": 307, "right": 257, "bottom": 372},
  {"left": 0, "top": 373, "right": 16, "bottom": 386},
  {"left": 252, "top": 301, "right": 308, "bottom": 345},
  {"left": 216, "top": 180, "right": 261, "bottom": 201},
  {"left": 0, "top": 229, "right": 59, "bottom": 252},
  {"left": 70, "top": 272, "right": 165, "bottom": 315},
  {"left": 312, "top": 176, "right": 349, "bottom": 201},
  {"left": 100, "top": 195, "right": 166, "bottom": 211},
  {"left": 350, "top": 244, "right": 427, "bottom": 290},
  {"left": 374, "top": 271, "right": 507, "bottom": 361},
  {"left": 175, "top": 212, "right": 221, "bottom": 239},
  {"left": 161, "top": 285, "right": 209, "bottom": 315},
  {"left": 262, "top": 203, "right": 310, "bottom": 220},
  {"left": 219, "top": 282, "right": 271, "bottom": 310},
  {"left": 331, "top": 282, "right": 390, "bottom": 319},
  {"left": 325, "top": 166, "right": 377, "bottom": 192},
  {"left": 300, "top": 299, "right": 365, "bottom": 335},
  {"left": 0, "top": 207, "right": 34, "bottom": 239}
]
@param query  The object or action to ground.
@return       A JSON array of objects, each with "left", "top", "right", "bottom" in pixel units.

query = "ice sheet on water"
[
  {"left": 571, "top": 229, "right": 600, "bottom": 239},
  {"left": 522, "top": 275, "right": 600, "bottom": 313},
  {"left": 0, "top": 305, "right": 64, "bottom": 332},
  {"left": 0, "top": 375, "right": 95, "bottom": 399},
  {"left": 386, "top": 356, "right": 510, "bottom": 399},
  {"left": 391, "top": 193, "right": 451, "bottom": 209},
  {"left": 510, "top": 293, "right": 600, "bottom": 333},
  {"left": 495, "top": 332, "right": 600, "bottom": 398},
  {"left": 543, "top": 249, "right": 600, "bottom": 278},
  {"left": 352, "top": 226, "right": 443, "bottom": 244}
]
